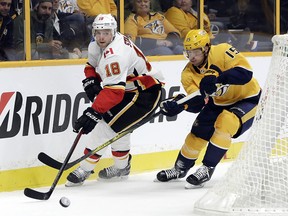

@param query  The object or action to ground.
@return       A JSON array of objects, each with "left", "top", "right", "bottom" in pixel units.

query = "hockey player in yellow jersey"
[{"left": 156, "top": 29, "right": 261, "bottom": 188}]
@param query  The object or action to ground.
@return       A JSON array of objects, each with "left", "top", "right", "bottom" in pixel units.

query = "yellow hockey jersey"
[
  {"left": 77, "top": 0, "right": 117, "bottom": 17},
  {"left": 181, "top": 43, "right": 261, "bottom": 106},
  {"left": 165, "top": 6, "right": 213, "bottom": 39},
  {"left": 124, "top": 12, "right": 181, "bottom": 42}
]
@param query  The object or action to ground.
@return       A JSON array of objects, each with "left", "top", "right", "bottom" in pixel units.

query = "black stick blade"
[
  {"left": 38, "top": 152, "right": 63, "bottom": 170},
  {"left": 24, "top": 188, "right": 51, "bottom": 200},
  {"left": 38, "top": 152, "right": 75, "bottom": 170}
]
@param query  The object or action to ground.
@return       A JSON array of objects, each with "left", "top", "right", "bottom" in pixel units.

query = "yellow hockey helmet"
[{"left": 183, "top": 29, "right": 210, "bottom": 51}]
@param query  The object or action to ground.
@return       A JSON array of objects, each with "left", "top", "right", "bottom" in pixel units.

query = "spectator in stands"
[
  {"left": 58, "top": 0, "right": 79, "bottom": 13},
  {"left": 13, "top": 0, "right": 69, "bottom": 60},
  {"left": 77, "top": 0, "right": 117, "bottom": 18},
  {"left": 225, "top": 0, "right": 273, "bottom": 51},
  {"left": 10, "top": 0, "right": 22, "bottom": 16},
  {"left": 52, "top": 0, "right": 88, "bottom": 58},
  {"left": 124, "top": 0, "right": 183, "bottom": 56},
  {"left": 280, "top": 0, "right": 288, "bottom": 33},
  {"left": 0, "top": 0, "right": 16, "bottom": 60},
  {"left": 227, "top": 0, "right": 269, "bottom": 33},
  {"left": 76, "top": 0, "right": 118, "bottom": 43},
  {"left": 124, "top": 0, "right": 161, "bottom": 19},
  {"left": 206, "top": 0, "right": 235, "bottom": 18},
  {"left": 165, "top": 0, "right": 214, "bottom": 39}
]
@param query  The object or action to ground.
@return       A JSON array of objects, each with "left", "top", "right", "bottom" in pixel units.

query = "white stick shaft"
[
  {"left": 175, "top": 83, "right": 230, "bottom": 105},
  {"left": 176, "top": 90, "right": 201, "bottom": 105}
]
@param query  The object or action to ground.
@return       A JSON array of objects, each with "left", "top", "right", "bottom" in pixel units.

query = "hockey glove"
[
  {"left": 82, "top": 77, "right": 102, "bottom": 102},
  {"left": 73, "top": 107, "right": 102, "bottom": 134},
  {"left": 199, "top": 75, "right": 217, "bottom": 96},
  {"left": 160, "top": 94, "right": 186, "bottom": 117}
]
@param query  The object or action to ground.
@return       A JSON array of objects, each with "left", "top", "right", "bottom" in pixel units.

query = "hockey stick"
[
  {"left": 24, "top": 111, "right": 161, "bottom": 201},
  {"left": 24, "top": 129, "right": 83, "bottom": 200},
  {"left": 38, "top": 90, "right": 202, "bottom": 170},
  {"left": 38, "top": 110, "right": 162, "bottom": 170}
]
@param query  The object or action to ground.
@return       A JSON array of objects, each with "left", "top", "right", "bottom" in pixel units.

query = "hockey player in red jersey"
[
  {"left": 156, "top": 29, "right": 261, "bottom": 188},
  {"left": 66, "top": 14, "right": 163, "bottom": 186}
]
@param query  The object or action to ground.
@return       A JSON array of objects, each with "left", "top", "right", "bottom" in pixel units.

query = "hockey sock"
[
  {"left": 202, "top": 142, "right": 227, "bottom": 167},
  {"left": 112, "top": 150, "right": 130, "bottom": 169},
  {"left": 175, "top": 151, "right": 196, "bottom": 172},
  {"left": 80, "top": 148, "right": 102, "bottom": 171}
]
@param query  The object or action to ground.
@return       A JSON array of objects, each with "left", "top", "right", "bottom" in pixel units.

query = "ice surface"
[{"left": 0, "top": 163, "right": 231, "bottom": 216}]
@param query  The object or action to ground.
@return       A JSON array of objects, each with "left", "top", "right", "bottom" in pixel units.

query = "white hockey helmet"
[{"left": 92, "top": 14, "right": 117, "bottom": 38}]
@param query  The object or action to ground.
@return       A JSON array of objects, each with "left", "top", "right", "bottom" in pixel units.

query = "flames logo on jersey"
[{"left": 144, "top": 20, "right": 164, "bottom": 35}]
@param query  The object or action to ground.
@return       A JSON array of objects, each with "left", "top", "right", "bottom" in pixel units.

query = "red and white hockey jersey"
[{"left": 84, "top": 32, "right": 164, "bottom": 114}]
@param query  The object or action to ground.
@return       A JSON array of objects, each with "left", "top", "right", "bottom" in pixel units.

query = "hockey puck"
[{"left": 59, "top": 197, "right": 70, "bottom": 207}]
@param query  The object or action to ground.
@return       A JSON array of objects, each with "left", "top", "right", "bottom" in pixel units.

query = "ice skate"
[
  {"left": 98, "top": 154, "right": 132, "bottom": 180},
  {"left": 65, "top": 167, "right": 94, "bottom": 187},
  {"left": 185, "top": 165, "right": 215, "bottom": 189},
  {"left": 155, "top": 167, "right": 187, "bottom": 182}
]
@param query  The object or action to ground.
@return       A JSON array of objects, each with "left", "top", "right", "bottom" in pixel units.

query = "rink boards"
[{"left": 0, "top": 57, "right": 270, "bottom": 191}]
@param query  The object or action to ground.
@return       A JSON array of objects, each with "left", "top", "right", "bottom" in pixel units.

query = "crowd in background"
[{"left": 0, "top": 0, "right": 287, "bottom": 61}]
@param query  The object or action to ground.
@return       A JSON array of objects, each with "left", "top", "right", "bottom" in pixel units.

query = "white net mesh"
[{"left": 194, "top": 34, "right": 288, "bottom": 215}]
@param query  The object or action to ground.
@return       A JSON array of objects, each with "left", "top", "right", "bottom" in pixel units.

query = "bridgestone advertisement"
[{"left": 0, "top": 58, "right": 269, "bottom": 172}]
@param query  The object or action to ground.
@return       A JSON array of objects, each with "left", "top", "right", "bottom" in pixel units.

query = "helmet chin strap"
[
  {"left": 111, "top": 31, "right": 117, "bottom": 42},
  {"left": 107, "top": 29, "right": 117, "bottom": 44},
  {"left": 197, "top": 56, "right": 208, "bottom": 69}
]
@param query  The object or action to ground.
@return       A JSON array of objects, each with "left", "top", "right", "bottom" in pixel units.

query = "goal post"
[{"left": 194, "top": 34, "right": 288, "bottom": 215}]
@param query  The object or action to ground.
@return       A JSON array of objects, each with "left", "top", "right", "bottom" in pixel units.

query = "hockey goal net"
[{"left": 194, "top": 34, "right": 288, "bottom": 215}]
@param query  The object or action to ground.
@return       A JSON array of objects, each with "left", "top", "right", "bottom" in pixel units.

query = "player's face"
[
  {"left": 0, "top": 0, "right": 12, "bottom": 16},
  {"left": 95, "top": 29, "right": 114, "bottom": 49},
  {"left": 184, "top": 48, "right": 205, "bottom": 66}
]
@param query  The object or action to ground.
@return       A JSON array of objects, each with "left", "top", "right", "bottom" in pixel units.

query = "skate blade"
[
  {"left": 153, "top": 178, "right": 183, "bottom": 183},
  {"left": 153, "top": 178, "right": 161, "bottom": 182},
  {"left": 153, "top": 178, "right": 173, "bottom": 182},
  {"left": 98, "top": 175, "right": 129, "bottom": 182},
  {"left": 65, "top": 181, "right": 84, "bottom": 187},
  {"left": 184, "top": 182, "right": 204, "bottom": 189}
]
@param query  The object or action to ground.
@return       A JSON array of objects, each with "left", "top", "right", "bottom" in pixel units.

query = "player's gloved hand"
[
  {"left": 82, "top": 77, "right": 102, "bottom": 102},
  {"left": 160, "top": 94, "right": 186, "bottom": 117},
  {"left": 199, "top": 75, "right": 217, "bottom": 96},
  {"left": 73, "top": 107, "right": 102, "bottom": 134}
]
